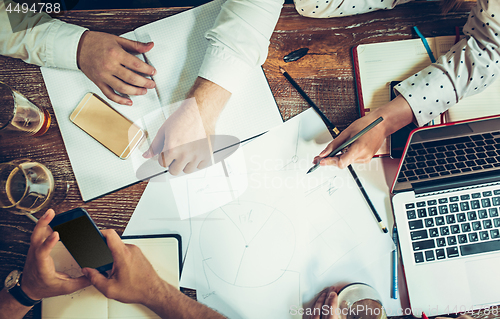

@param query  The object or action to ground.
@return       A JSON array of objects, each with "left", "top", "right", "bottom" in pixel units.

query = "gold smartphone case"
[{"left": 70, "top": 93, "right": 145, "bottom": 159}]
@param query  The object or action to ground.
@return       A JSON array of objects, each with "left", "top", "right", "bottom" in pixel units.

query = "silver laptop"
[{"left": 391, "top": 115, "right": 500, "bottom": 317}]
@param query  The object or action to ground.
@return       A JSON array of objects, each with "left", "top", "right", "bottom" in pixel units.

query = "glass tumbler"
[
  {"left": 337, "top": 283, "right": 387, "bottom": 319},
  {"left": 0, "top": 159, "right": 55, "bottom": 216},
  {"left": 0, "top": 81, "right": 51, "bottom": 136}
]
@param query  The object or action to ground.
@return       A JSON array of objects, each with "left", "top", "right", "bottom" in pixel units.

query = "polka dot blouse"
[{"left": 294, "top": 0, "right": 500, "bottom": 126}]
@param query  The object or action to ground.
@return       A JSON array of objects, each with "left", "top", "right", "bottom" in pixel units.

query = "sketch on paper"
[
  {"left": 169, "top": 147, "right": 248, "bottom": 220},
  {"left": 126, "top": 109, "right": 395, "bottom": 318},
  {"left": 199, "top": 201, "right": 296, "bottom": 288},
  {"left": 185, "top": 109, "right": 395, "bottom": 318},
  {"left": 280, "top": 118, "right": 301, "bottom": 171}
]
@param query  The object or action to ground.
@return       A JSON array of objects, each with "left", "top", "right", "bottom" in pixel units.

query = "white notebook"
[
  {"left": 42, "top": 235, "right": 180, "bottom": 319},
  {"left": 41, "top": 0, "right": 283, "bottom": 201},
  {"left": 354, "top": 35, "right": 500, "bottom": 155}
]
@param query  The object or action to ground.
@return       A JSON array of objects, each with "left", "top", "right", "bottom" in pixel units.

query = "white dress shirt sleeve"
[
  {"left": 0, "top": 0, "right": 87, "bottom": 70},
  {"left": 292, "top": 0, "right": 500, "bottom": 127},
  {"left": 198, "top": 0, "right": 284, "bottom": 93}
]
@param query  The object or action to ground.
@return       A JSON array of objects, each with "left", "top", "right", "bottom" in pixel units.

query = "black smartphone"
[
  {"left": 49, "top": 208, "right": 114, "bottom": 272},
  {"left": 389, "top": 81, "right": 417, "bottom": 159}
]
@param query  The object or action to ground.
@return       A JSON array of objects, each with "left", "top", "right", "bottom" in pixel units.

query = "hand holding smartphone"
[{"left": 49, "top": 208, "right": 113, "bottom": 273}]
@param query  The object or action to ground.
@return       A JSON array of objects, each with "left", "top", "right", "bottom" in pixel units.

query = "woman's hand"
[{"left": 314, "top": 95, "right": 415, "bottom": 168}]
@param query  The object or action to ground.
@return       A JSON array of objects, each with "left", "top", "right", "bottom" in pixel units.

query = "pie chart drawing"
[{"left": 199, "top": 201, "right": 296, "bottom": 288}]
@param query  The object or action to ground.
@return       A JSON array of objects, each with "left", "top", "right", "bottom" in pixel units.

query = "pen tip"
[
  {"left": 382, "top": 227, "right": 388, "bottom": 233},
  {"left": 279, "top": 66, "right": 285, "bottom": 73}
]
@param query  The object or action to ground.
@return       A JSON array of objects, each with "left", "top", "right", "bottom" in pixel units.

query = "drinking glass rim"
[
  {"left": 337, "top": 282, "right": 373, "bottom": 295},
  {"left": 0, "top": 162, "right": 28, "bottom": 209},
  {"left": 0, "top": 81, "right": 16, "bottom": 131},
  {"left": 337, "top": 282, "right": 386, "bottom": 314},
  {"left": 0, "top": 159, "right": 55, "bottom": 214}
]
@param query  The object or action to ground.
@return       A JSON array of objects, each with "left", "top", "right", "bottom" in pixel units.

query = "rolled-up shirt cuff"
[
  {"left": 46, "top": 20, "right": 87, "bottom": 70},
  {"left": 395, "top": 64, "right": 456, "bottom": 127},
  {"left": 198, "top": 45, "right": 253, "bottom": 93}
]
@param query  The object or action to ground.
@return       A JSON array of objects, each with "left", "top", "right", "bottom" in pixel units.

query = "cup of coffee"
[{"left": 337, "top": 283, "right": 387, "bottom": 319}]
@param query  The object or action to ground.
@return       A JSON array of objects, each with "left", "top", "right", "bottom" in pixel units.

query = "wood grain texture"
[{"left": 1, "top": 2, "right": 498, "bottom": 319}]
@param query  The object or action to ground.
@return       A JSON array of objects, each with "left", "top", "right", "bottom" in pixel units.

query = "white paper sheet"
[
  {"left": 185, "top": 109, "right": 395, "bottom": 318},
  {"left": 169, "top": 148, "right": 248, "bottom": 220},
  {"left": 125, "top": 109, "right": 414, "bottom": 318},
  {"left": 40, "top": 0, "right": 282, "bottom": 201},
  {"left": 42, "top": 239, "right": 179, "bottom": 319}
]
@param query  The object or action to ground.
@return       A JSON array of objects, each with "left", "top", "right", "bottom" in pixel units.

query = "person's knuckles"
[
  {"left": 183, "top": 161, "right": 200, "bottom": 174},
  {"left": 334, "top": 156, "right": 350, "bottom": 168},
  {"left": 321, "top": 157, "right": 339, "bottom": 166},
  {"left": 169, "top": 160, "right": 189, "bottom": 175},
  {"left": 112, "top": 82, "right": 130, "bottom": 94},
  {"left": 169, "top": 167, "right": 181, "bottom": 176},
  {"left": 183, "top": 167, "right": 195, "bottom": 174},
  {"left": 109, "top": 94, "right": 128, "bottom": 104},
  {"left": 340, "top": 159, "right": 353, "bottom": 169},
  {"left": 105, "top": 44, "right": 124, "bottom": 60},
  {"left": 105, "top": 93, "right": 124, "bottom": 105},
  {"left": 163, "top": 147, "right": 180, "bottom": 158},
  {"left": 130, "top": 58, "right": 145, "bottom": 71},
  {"left": 119, "top": 72, "right": 143, "bottom": 87}
]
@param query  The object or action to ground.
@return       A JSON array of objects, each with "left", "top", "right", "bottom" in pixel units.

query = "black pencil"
[
  {"left": 280, "top": 67, "right": 387, "bottom": 233},
  {"left": 348, "top": 165, "right": 388, "bottom": 233},
  {"left": 279, "top": 66, "right": 340, "bottom": 136}
]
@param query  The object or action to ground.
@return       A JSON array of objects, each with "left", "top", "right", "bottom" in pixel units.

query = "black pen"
[{"left": 279, "top": 66, "right": 340, "bottom": 136}]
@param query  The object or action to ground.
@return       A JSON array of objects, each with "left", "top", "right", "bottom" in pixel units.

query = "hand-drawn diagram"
[
  {"left": 199, "top": 201, "right": 296, "bottom": 288},
  {"left": 280, "top": 119, "right": 301, "bottom": 171},
  {"left": 170, "top": 147, "right": 248, "bottom": 220},
  {"left": 127, "top": 109, "right": 394, "bottom": 318}
]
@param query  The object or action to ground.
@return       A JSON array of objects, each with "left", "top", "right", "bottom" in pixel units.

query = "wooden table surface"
[{"left": 1, "top": 2, "right": 497, "bottom": 318}]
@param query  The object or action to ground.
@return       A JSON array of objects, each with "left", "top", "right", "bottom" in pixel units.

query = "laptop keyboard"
[
  {"left": 397, "top": 132, "right": 500, "bottom": 183},
  {"left": 406, "top": 189, "right": 500, "bottom": 263}
]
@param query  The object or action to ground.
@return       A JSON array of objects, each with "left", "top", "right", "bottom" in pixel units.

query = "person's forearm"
[
  {"left": 0, "top": 0, "right": 87, "bottom": 69},
  {"left": 187, "top": 77, "right": 231, "bottom": 133},
  {"left": 372, "top": 95, "right": 415, "bottom": 135},
  {"left": 144, "top": 282, "right": 225, "bottom": 319},
  {"left": 0, "top": 289, "right": 32, "bottom": 319}
]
